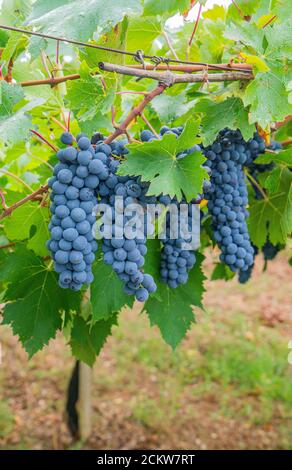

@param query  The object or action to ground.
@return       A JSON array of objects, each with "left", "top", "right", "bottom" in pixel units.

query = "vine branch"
[
  {"left": 99, "top": 62, "right": 253, "bottom": 83},
  {"left": 0, "top": 184, "right": 49, "bottom": 221},
  {"left": 281, "top": 138, "right": 292, "bottom": 147},
  {"left": 104, "top": 83, "right": 167, "bottom": 144},
  {"left": 19, "top": 63, "right": 252, "bottom": 89}
]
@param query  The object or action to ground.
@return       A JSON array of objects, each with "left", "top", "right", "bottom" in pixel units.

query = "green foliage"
[
  {"left": 248, "top": 168, "right": 292, "bottom": 247},
  {"left": 27, "top": 0, "right": 143, "bottom": 42},
  {"left": 118, "top": 119, "right": 208, "bottom": 201},
  {"left": 196, "top": 98, "right": 254, "bottom": 145},
  {"left": 3, "top": 203, "right": 49, "bottom": 256},
  {"left": 144, "top": 241, "right": 206, "bottom": 349},
  {"left": 70, "top": 314, "right": 118, "bottom": 366},
  {"left": 0, "top": 247, "right": 81, "bottom": 356},
  {"left": 0, "top": 0, "right": 291, "bottom": 363},
  {"left": 90, "top": 256, "right": 134, "bottom": 322}
]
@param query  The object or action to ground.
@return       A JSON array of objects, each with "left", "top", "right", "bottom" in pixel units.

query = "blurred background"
[{"left": 0, "top": 247, "right": 291, "bottom": 450}]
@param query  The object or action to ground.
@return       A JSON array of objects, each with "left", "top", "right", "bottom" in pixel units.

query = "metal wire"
[{"left": 0, "top": 24, "right": 251, "bottom": 73}]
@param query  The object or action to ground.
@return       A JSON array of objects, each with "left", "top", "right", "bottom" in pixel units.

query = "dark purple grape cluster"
[
  {"left": 47, "top": 133, "right": 99, "bottom": 291},
  {"left": 203, "top": 129, "right": 255, "bottom": 275},
  {"left": 47, "top": 131, "right": 157, "bottom": 301}
]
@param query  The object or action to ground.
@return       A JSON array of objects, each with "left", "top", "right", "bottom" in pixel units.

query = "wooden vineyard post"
[{"left": 78, "top": 362, "right": 92, "bottom": 440}]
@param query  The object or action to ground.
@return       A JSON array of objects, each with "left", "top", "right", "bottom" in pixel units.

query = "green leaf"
[
  {"left": 211, "top": 262, "right": 235, "bottom": 281},
  {"left": 264, "top": 18, "right": 292, "bottom": 58},
  {"left": 127, "top": 17, "right": 161, "bottom": 54},
  {"left": 271, "top": 0, "right": 292, "bottom": 22},
  {"left": 255, "top": 148, "right": 292, "bottom": 167},
  {"left": 144, "top": 250, "right": 206, "bottom": 349},
  {"left": 240, "top": 53, "right": 269, "bottom": 73},
  {"left": 248, "top": 167, "right": 292, "bottom": 247},
  {"left": 151, "top": 92, "right": 193, "bottom": 123},
  {"left": 0, "top": 0, "right": 31, "bottom": 26},
  {"left": 224, "top": 21, "right": 265, "bottom": 53},
  {"left": 1, "top": 247, "right": 80, "bottom": 356},
  {"left": 28, "top": 0, "right": 142, "bottom": 42},
  {"left": 118, "top": 119, "right": 208, "bottom": 201},
  {"left": 0, "top": 86, "right": 43, "bottom": 146},
  {"left": 28, "top": 36, "right": 48, "bottom": 60},
  {"left": 0, "top": 82, "right": 24, "bottom": 117},
  {"left": 143, "top": 0, "right": 189, "bottom": 16},
  {"left": 66, "top": 62, "right": 115, "bottom": 123},
  {"left": 243, "top": 71, "right": 291, "bottom": 128},
  {"left": 90, "top": 255, "right": 134, "bottom": 322},
  {"left": 70, "top": 314, "right": 118, "bottom": 366},
  {"left": 196, "top": 98, "right": 254, "bottom": 145},
  {"left": 3, "top": 203, "right": 49, "bottom": 257}
]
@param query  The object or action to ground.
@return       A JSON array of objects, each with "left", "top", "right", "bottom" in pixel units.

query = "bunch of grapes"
[
  {"left": 89, "top": 134, "right": 157, "bottom": 302},
  {"left": 47, "top": 132, "right": 99, "bottom": 291},
  {"left": 203, "top": 129, "right": 255, "bottom": 275},
  {"left": 140, "top": 126, "right": 200, "bottom": 288}
]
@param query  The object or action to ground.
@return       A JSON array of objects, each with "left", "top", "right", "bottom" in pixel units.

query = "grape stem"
[
  {"left": 0, "top": 189, "right": 8, "bottom": 210},
  {"left": 104, "top": 83, "right": 168, "bottom": 144},
  {"left": 4, "top": 57, "right": 14, "bottom": 83},
  {"left": 0, "top": 168, "right": 33, "bottom": 191},
  {"left": 140, "top": 113, "right": 160, "bottom": 139},
  {"left": 187, "top": 3, "right": 202, "bottom": 52},
  {"left": 163, "top": 30, "right": 179, "bottom": 61},
  {"left": 30, "top": 129, "right": 59, "bottom": 152},
  {"left": 244, "top": 170, "right": 268, "bottom": 201},
  {"left": 0, "top": 242, "right": 16, "bottom": 250},
  {"left": 0, "top": 184, "right": 49, "bottom": 221},
  {"left": 262, "top": 15, "right": 277, "bottom": 28}
]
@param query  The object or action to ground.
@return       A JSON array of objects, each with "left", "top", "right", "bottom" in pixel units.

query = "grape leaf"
[
  {"left": 127, "top": 17, "right": 161, "bottom": 54},
  {"left": 70, "top": 314, "right": 118, "bottom": 366},
  {"left": 90, "top": 255, "right": 134, "bottom": 322},
  {"left": 224, "top": 21, "right": 265, "bottom": 53},
  {"left": 271, "top": 0, "right": 291, "bottom": 22},
  {"left": 28, "top": 0, "right": 142, "bottom": 42},
  {"left": 243, "top": 71, "right": 291, "bottom": 128},
  {"left": 0, "top": 247, "right": 81, "bottom": 356},
  {"left": 248, "top": 167, "right": 292, "bottom": 247},
  {"left": 143, "top": 240, "right": 206, "bottom": 349},
  {"left": 143, "top": 0, "right": 189, "bottom": 16},
  {"left": 145, "top": 257, "right": 205, "bottom": 349},
  {"left": 195, "top": 98, "right": 254, "bottom": 145},
  {"left": 151, "top": 92, "right": 193, "bottom": 122},
  {"left": 211, "top": 262, "right": 235, "bottom": 281},
  {"left": 118, "top": 119, "right": 208, "bottom": 201},
  {"left": 0, "top": 82, "right": 24, "bottom": 117},
  {"left": 1, "top": 32, "right": 28, "bottom": 63},
  {"left": 3, "top": 203, "right": 49, "bottom": 257},
  {"left": 264, "top": 18, "right": 292, "bottom": 58},
  {"left": 255, "top": 148, "right": 292, "bottom": 167},
  {"left": 1, "top": 0, "right": 31, "bottom": 26},
  {"left": 66, "top": 62, "right": 113, "bottom": 120},
  {"left": 0, "top": 97, "right": 44, "bottom": 146}
]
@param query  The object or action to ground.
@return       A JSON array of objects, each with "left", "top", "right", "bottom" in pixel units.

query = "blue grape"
[
  {"left": 78, "top": 136, "right": 91, "bottom": 150},
  {"left": 63, "top": 147, "right": 77, "bottom": 162},
  {"left": 61, "top": 132, "right": 74, "bottom": 145}
]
